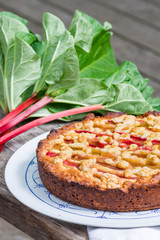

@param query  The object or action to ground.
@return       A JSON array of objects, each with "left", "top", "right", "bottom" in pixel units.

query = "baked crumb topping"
[{"left": 40, "top": 113, "right": 160, "bottom": 190}]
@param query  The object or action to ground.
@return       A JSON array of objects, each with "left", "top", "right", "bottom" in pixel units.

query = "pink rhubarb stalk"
[
  {"left": 0, "top": 104, "right": 104, "bottom": 147},
  {"left": 0, "top": 93, "right": 38, "bottom": 128},
  {"left": 0, "top": 96, "right": 53, "bottom": 135},
  {"left": 0, "top": 143, "right": 4, "bottom": 152}
]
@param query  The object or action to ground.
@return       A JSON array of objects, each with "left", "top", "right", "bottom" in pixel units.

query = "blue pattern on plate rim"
[{"left": 25, "top": 156, "right": 160, "bottom": 220}]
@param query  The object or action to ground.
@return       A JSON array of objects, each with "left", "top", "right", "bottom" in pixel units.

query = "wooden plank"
[
  {"left": 0, "top": 1, "right": 160, "bottom": 88},
  {"left": 0, "top": 218, "right": 33, "bottom": 240},
  {"left": 142, "top": 0, "right": 160, "bottom": 8},
  {"left": 0, "top": 117, "right": 88, "bottom": 240},
  {"left": 92, "top": 0, "right": 160, "bottom": 30},
  {"left": 0, "top": 197, "right": 88, "bottom": 240}
]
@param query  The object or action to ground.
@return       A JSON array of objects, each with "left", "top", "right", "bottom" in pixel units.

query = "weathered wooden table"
[{"left": 0, "top": 0, "right": 160, "bottom": 239}]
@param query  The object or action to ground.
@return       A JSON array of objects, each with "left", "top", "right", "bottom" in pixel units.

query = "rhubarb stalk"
[
  {"left": 0, "top": 93, "right": 38, "bottom": 128},
  {"left": 0, "top": 96, "right": 53, "bottom": 135},
  {"left": 0, "top": 104, "right": 104, "bottom": 147}
]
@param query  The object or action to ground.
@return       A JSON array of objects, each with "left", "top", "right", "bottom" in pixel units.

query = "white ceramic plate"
[{"left": 5, "top": 132, "right": 160, "bottom": 228}]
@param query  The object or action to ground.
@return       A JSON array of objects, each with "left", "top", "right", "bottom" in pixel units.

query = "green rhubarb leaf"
[
  {"left": 104, "top": 84, "right": 152, "bottom": 115},
  {"left": 16, "top": 32, "right": 37, "bottom": 45},
  {"left": 20, "top": 84, "right": 35, "bottom": 102},
  {"left": 32, "top": 41, "right": 46, "bottom": 58},
  {"left": 0, "top": 15, "right": 29, "bottom": 58},
  {"left": 47, "top": 46, "right": 79, "bottom": 94},
  {"left": 69, "top": 10, "right": 112, "bottom": 53},
  {"left": 59, "top": 113, "right": 87, "bottom": 122},
  {"left": 148, "top": 97, "right": 160, "bottom": 112},
  {"left": 48, "top": 102, "right": 88, "bottom": 121},
  {"left": 141, "top": 86, "right": 154, "bottom": 101},
  {"left": 30, "top": 106, "right": 52, "bottom": 117},
  {"left": 69, "top": 10, "right": 94, "bottom": 53},
  {"left": 54, "top": 78, "right": 113, "bottom": 106},
  {"left": 34, "top": 13, "right": 79, "bottom": 93},
  {"left": 69, "top": 11, "right": 118, "bottom": 80},
  {"left": 0, "top": 44, "right": 5, "bottom": 113},
  {"left": 103, "top": 60, "right": 154, "bottom": 101},
  {"left": 69, "top": 10, "right": 117, "bottom": 80},
  {"left": 78, "top": 30, "right": 118, "bottom": 79},
  {"left": 0, "top": 11, "right": 28, "bottom": 25},
  {"left": 0, "top": 15, "right": 30, "bottom": 111},
  {"left": 9, "top": 33, "right": 40, "bottom": 109}
]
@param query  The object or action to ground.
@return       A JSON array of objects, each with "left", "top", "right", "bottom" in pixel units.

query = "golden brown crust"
[{"left": 37, "top": 112, "right": 160, "bottom": 211}]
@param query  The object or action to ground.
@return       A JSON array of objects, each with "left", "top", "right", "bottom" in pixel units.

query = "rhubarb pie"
[{"left": 37, "top": 112, "right": 160, "bottom": 211}]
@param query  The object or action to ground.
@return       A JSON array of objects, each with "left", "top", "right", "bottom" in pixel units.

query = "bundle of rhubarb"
[{"left": 0, "top": 10, "right": 160, "bottom": 151}]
